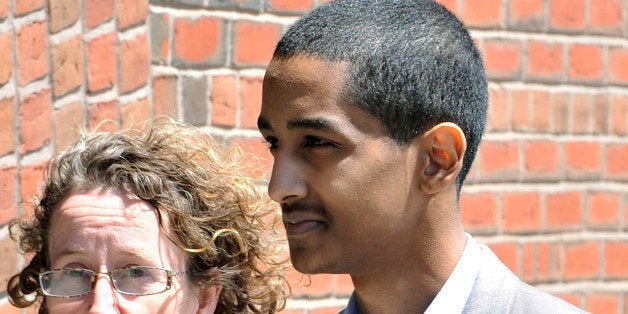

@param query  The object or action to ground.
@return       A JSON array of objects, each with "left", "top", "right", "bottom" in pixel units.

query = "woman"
[{"left": 7, "top": 119, "right": 287, "bottom": 313}]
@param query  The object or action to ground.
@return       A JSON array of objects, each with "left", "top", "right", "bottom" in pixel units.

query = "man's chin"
[{"left": 290, "top": 251, "right": 339, "bottom": 274}]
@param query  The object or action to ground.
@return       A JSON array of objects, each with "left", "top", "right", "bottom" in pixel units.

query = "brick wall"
[{"left": 0, "top": 0, "right": 626, "bottom": 313}]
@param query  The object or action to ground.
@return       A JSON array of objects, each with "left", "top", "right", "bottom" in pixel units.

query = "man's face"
[{"left": 258, "top": 55, "right": 424, "bottom": 276}]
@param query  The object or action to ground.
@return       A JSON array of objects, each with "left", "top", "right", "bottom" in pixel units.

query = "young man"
[{"left": 258, "top": 0, "right": 586, "bottom": 313}]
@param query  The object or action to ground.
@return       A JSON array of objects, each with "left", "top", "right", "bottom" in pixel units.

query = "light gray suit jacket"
[
  {"left": 339, "top": 242, "right": 587, "bottom": 313},
  {"left": 461, "top": 243, "right": 587, "bottom": 313}
]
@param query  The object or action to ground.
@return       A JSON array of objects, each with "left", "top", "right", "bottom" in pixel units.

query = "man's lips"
[{"left": 282, "top": 213, "right": 326, "bottom": 236}]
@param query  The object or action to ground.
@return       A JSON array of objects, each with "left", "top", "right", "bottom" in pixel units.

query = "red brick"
[
  {"left": 20, "top": 90, "right": 52, "bottom": 154},
  {"left": 565, "top": 142, "right": 602, "bottom": 169},
  {"left": 568, "top": 44, "right": 603, "bottom": 81},
  {"left": 489, "top": 242, "right": 519, "bottom": 275},
  {"left": 240, "top": 75, "right": 263, "bottom": 129},
  {"left": 87, "top": 100, "right": 120, "bottom": 132},
  {"left": 546, "top": 191, "right": 582, "bottom": 229},
  {"left": 153, "top": 75, "right": 178, "bottom": 117},
  {"left": 571, "top": 93, "right": 591, "bottom": 134},
  {"left": 589, "top": 0, "right": 623, "bottom": 31},
  {"left": 0, "top": 237, "right": 19, "bottom": 294},
  {"left": 180, "top": 76, "right": 207, "bottom": 126},
  {"left": 551, "top": 91, "right": 570, "bottom": 133},
  {"left": 0, "top": 33, "right": 12, "bottom": 85},
  {"left": 211, "top": 75, "right": 237, "bottom": 128},
  {"left": 460, "top": 193, "right": 498, "bottom": 231},
  {"left": 52, "top": 36, "right": 84, "bottom": 97},
  {"left": 173, "top": 17, "right": 223, "bottom": 65},
  {"left": 86, "top": 0, "right": 115, "bottom": 29},
  {"left": 606, "top": 143, "right": 628, "bottom": 179},
  {"left": 234, "top": 21, "right": 281, "bottom": 66},
  {"left": 591, "top": 94, "right": 609, "bottom": 134},
  {"left": 53, "top": 102, "right": 86, "bottom": 151},
  {"left": 511, "top": 89, "right": 531, "bottom": 130},
  {"left": 537, "top": 242, "right": 558, "bottom": 282},
  {"left": 522, "top": 242, "right": 535, "bottom": 282},
  {"left": 0, "top": 97, "right": 16, "bottom": 156},
  {"left": 527, "top": 41, "right": 563, "bottom": 80},
  {"left": 0, "top": 166, "right": 18, "bottom": 225},
  {"left": 610, "top": 94, "right": 627, "bottom": 135},
  {"left": 49, "top": 0, "right": 80, "bottom": 33},
  {"left": 17, "top": 22, "right": 49, "bottom": 86},
  {"left": 532, "top": 90, "right": 551, "bottom": 132},
  {"left": 87, "top": 33, "right": 117, "bottom": 93},
  {"left": 119, "top": 34, "right": 149, "bottom": 94},
  {"left": 462, "top": 0, "right": 503, "bottom": 28},
  {"left": 587, "top": 192, "right": 620, "bottom": 228},
  {"left": 20, "top": 161, "right": 47, "bottom": 217},
  {"left": 14, "top": 0, "right": 45, "bottom": 16},
  {"left": 0, "top": 1, "right": 9, "bottom": 19},
  {"left": 483, "top": 40, "right": 522, "bottom": 79},
  {"left": 120, "top": 97, "right": 151, "bottom": 131},
  {"left": 587, "top": 294, "right": 620, "bottom": 314},
  {"left": 565, "top": 141, "right": 601, "bottom": 175},
  {"left": 549, "top": 0, "right": 585, "bottom": 30},
  {"left": 502, "top": 192, "right": 541, "bottom": 232},
  {"left": 554, "top": 293, "right": 583, "bottom": 309},
  {"left": 151, "top": 13, "right": 170, "bottom": 63},
  {"left": 605, "top": 242, "right": 628, "bottom": 278},
  {"left": 437, "top": 0, "right": 459, "bottom": 15},
  {"left": 479, "top": 141, "right": 519, "bottom": 178},
  {"left": 523, "top": 141, "right": 559, "bottom": 175},
  {"left": 563, "top": 241, "right": 600, "bottom": 280},
  {"left": 609, "top": 47, "right": 628, "bottom": 85},
  {"left": 269, "top": 0, "right": 313, "bottom": 12},
  {"left": 488, "top": 87, "right": 510, "bottom": 131},
  {"left": 509, "top": 0, "right": 544, "bottom": 25},
  {"left": 117, "top": 0, "right": 148, "bottom": 30}
]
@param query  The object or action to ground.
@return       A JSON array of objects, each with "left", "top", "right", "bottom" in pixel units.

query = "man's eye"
[
  {"left": 304, "top": 136, "right": 332, "bottom": 147},
  {"left": 264, "top": 136, "right": 278, "bottom": 149}
]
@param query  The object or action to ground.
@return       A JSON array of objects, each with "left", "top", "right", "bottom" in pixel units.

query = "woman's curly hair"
[{"left": 7, "top": 118, "right": 288, "bottom": 313}]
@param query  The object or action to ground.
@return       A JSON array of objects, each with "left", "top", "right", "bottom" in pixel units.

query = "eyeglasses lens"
[
  {"left": 39, "top": 267, "right": 171, "bottom": 298},
  {"left": 112, "top": 267, "right": 169, "bottom": 295},
  {"left": 40, "top": 269, "right": 93, "bottom": 297}
]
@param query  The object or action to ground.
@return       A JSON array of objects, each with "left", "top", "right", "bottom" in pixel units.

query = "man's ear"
[
  {"left": 418, "top": 122, "right": 466, "bottom": 194},
  {"left": 197, "top": 285, "right": 222, "bottom": 314}
]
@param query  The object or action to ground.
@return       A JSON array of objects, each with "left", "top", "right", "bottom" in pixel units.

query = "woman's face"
[{"left": 45, "top": 189, "right": 219, "bottom": 313}]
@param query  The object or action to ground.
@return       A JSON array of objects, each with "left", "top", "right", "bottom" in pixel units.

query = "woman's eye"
[
  {"left": 67, "top": 269, "right": 87, "bottom": 277},
  {"left": 125, "top": 268, "right": 148, "bottom": 278}
]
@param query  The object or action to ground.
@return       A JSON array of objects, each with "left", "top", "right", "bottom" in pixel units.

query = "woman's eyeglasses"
[{"left": 38, "top": 266, "right": 187, "bottom": 298}]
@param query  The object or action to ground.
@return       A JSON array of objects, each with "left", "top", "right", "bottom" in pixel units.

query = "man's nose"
[{"left": 268, "top": 153, "right": 307, "bottom": 204}]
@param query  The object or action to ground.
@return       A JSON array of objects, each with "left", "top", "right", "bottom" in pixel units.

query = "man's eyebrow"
[
  {"left": 257, "top": 117, "right": 338, "bottom": 131},
  {"left": 287, "top": 118, "right": 335, "bottom": 130}
]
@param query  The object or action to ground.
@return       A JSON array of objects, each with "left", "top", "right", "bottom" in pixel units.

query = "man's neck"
[{"left": 349, "top": 199, "right": 467, "bottom": 314}]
